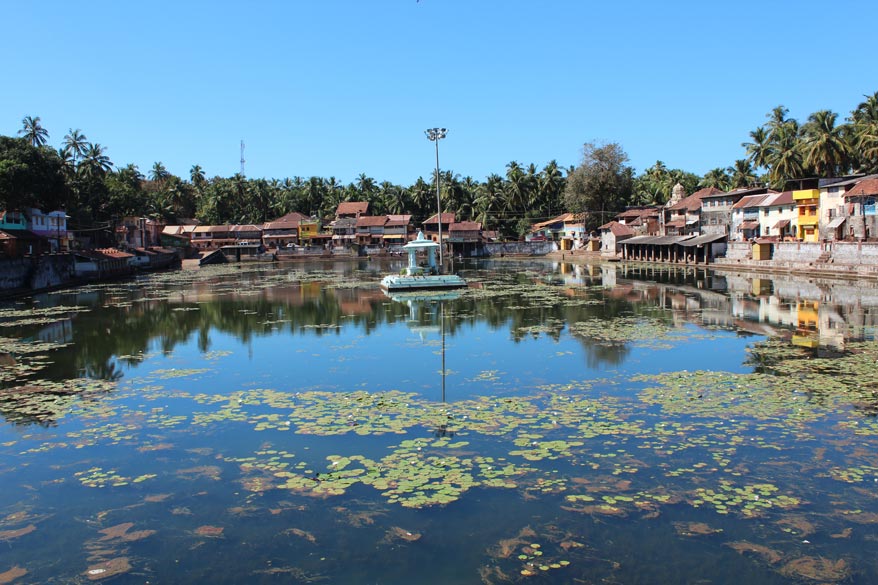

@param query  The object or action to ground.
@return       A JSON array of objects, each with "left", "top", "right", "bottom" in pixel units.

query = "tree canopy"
[
  {"left": 3, "top": 91, "right": 878, "bottom": 236},
  {"left": 563, "top": 142, "right": 634, "bottom": 230},
  {"left": 0, "top": 136, "right": 69, "bottom": 212}
]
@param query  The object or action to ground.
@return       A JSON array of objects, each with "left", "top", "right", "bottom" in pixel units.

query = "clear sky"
[{"left": 3, "top": 0, "right": 877, "bottom": 186}]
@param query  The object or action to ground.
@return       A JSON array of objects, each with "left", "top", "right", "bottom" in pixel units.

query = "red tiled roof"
[
  {"left": 423, "top": 212, "right": 456, "bottom": 225},
  {"left": 230, "top": 224, "right": 262, "bottom": 232},
  {"left": 664, "top": 220, "right": 686, "bottom": 228},
  {"left": 759, "top": 191, "right": 795, "bottom": 207},
  {"left": 194, "top": 225, "right": 231, "bottom": 233},
  {"left": 732, "top": 194, "right": 771, "bottom": 209},
  {"left": 449, "top": 221, "right": 481, "bottom": 231},
  {"left": 356, "top": 216, "right": 388, "bottom": 227},
  {"left": 669, "top": 187, "right": 723, "bottom": 211},
  {"left": 599, "top": 221, "right": 634, "bottom": 236},
  {"left": 846, "top": 178, "right": 878, "bottom": 197},
  {"left": 265, "top": 212, "right": 308, "bottom": 229},
  {"left": 532, "top": 213, "right": 574, "bottom": 231},
  {"left": 336, "top": 201, "right": 369, "bottom": 216}
]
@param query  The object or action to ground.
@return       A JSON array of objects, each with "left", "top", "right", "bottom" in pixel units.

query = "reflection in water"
[
  {"left": 6, "top": 261, "right": 878, "bottom": 582},
  {"left": 7, "top": 261, "right": 878, "bottom": 390},
  {"left": 386, "top": 291, "right": 458, "bottom": 436}
]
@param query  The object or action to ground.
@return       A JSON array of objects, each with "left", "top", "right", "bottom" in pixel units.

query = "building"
[
  {"left": 230, "top": 224, "right": 263, "bottom": 244},
  {"left": 700, "top": 187, "right": 769, "bottom": 237},
  {"left": 561, "top": 214, "right": 588, "bottom": 249},
  {"left": 599, "top": 221, "right": 635, "bottom": 256},
  {"left": 422, "top": 212, "right": 455, "bottom": 243},
  {"left": 262, "top": 212, "right": 308, "bottom": 248},
  {"left": 116, "top": 217, "right": 162, "bottom": 249},
  {"left": 792, "top": 185, "right": 820, "bottom": 242},
  {"left": 615, "top": 206, "right": 660, "bottom": 235},
  {"left": 0, "top": 210, "right": 47, "bottom": 257},
  {"left": 298, "top": 218, "right": 327, "bottom": 247},
  {"left": 730, "top": 194, "right": 771, "bottom": 241},
  {"left": 72, "top": 248, "right": 134, "bottom": 277},
  {"left": 355, "top": 216, "right": 388, "bottom": 246},
  {"left": 331, "top": 217, "right": 357, "bottom": 248},
  {"left": 335, "top": 201, "right": 369, "bottom": 219},
  {"left": 448, "top": 221, "right": 482, "bottom": 256},
  {"left": 818, "top": 175, "right": 878, "bottom": 241},
  {"left": 844, "top": 177, "right": 878, "bottom": 240},
  {"left": 757, "top": 191, "right": 797, "bottom": 240},
  {"left": 529, "top": 214, "right": 571, "bottom": 244},
  {"left": 384, "top": 215, "right": 412, "bottom": 247},
  {"left": 663, "top": 187, "right": 723, "bottom": 235},
  {"left": 25, "top": 208, "right": 69, "bottom": 251}
]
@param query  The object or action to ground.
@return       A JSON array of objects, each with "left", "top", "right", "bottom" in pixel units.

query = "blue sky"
[{"left": 3, "top": 1, "right": 877, "bottom": 186}]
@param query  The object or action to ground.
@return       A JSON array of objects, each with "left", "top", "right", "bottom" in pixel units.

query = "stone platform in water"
[{"left": 380, "top": 274, "right": 467, "bottom": 291}]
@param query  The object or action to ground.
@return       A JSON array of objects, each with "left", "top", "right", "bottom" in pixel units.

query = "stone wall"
[
  {"left": 772, "top": 242, "right": 822, "bottom": 263},
  {"left": 484, "top": 242, "right": 554, "bottom": 256},
  {"left": 0, "top": 258, "right": 32, "bottom": 291},
  {"left": 0, "top": 255, "right": 75, "bottom": 293},
  {"left": 831, "top": 241, "right": 878, "bottom": 264},
  {"left": 725, "top": 242, "right": 751, "bottom": 260}
]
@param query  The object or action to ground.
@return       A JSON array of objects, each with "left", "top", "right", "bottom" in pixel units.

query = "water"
[{"left": 1, "top": 259, "right": 877, "bottom": 583}]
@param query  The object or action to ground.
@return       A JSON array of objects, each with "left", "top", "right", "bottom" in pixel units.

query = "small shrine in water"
[{"left": 380, "top": 231, "right": 467, "bottom": 291}]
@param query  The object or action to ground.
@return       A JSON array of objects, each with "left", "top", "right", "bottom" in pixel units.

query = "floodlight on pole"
[{"left": 424, "top": 127, "right": 448, "bottom": 267}]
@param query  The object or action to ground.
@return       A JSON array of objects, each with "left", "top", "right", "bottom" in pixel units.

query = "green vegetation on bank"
[{"left": 2, "top": 92, "right": 877, "bottom": 236}]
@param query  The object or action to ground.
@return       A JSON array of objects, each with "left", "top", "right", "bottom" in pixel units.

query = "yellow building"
[
  {"left": 298, "top": 220, "right": 320, "bottom": 243},
  {"left": 793, "top": 189, "right": 820, "bottom": 241}
]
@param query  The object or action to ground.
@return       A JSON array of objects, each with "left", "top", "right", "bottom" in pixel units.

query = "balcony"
[{"left": 793, "top": 189, "right": 820, "bottom": 201}]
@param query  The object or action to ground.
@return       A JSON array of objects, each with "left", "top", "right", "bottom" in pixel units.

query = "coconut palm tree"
[
  {"left": 767, "top": 120, "right": 804, "bottom": 189},
  {"left": 19, "top": 115, "right": 49, "bottom": 147},
  {"left": 801, "top": 110, "right": 850, "bottom": 178},
  {"left": 150, "top": 162, "right": 170, "bottom": 184},
  {"left": 766, "top": 105, "right": 790, "bottom": 136},
  {"left": 742, "top": 126, "right": 771, "bottom": 171},
  {"left": 700, "top": 168, "right": 731, "bottom": 191},
  {"left": 80, "top": 143, "right": 113, "bottom": 179},
  {"left": 62, "top": 128, "right": 88, "bottom": 163},
  {"left": 409, "top": 177, "right": 433, "bottom": 219},
  {"left": 504, "top": 161, "right": 527, "bottom": 212},
  {"left": 727, "top": 159, "right": 759, "bottom": 189},
  {"left": 538, "top": 160, "right": 565, "bottom": 215},
  {"left": 474, "top": 174, "right": 504, "bottom": 231},
  {"left": 189, "top": 164, "right": 206, "bottom": 187},
  {"left": 850, "top": 92, "right": 878, "bottom": 173}
]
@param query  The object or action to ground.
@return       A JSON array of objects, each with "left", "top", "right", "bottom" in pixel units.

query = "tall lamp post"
[{"left": 424, "top": 127, "right": 447, "bottom": 268}]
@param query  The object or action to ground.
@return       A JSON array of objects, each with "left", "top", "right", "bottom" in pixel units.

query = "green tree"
[
  {"left": 80, "top": 143, "right": 113, "bottom": 179},
  {"left": 801, "top": 110, "right": 850, "bottom": 177},
  {"left": 18, "top": 115, "right": 49, "bottom": 148},
  {"left": 562, "top": 141, "right": 634, "bottom": 230},
  {"left": 62, "top": 128, "right": 88, "bottom": 163},
  {"left": 700, "top": 167, "right": 731, "bottom": 191},
  {"left": 189, "top": 164, "right": 206, "bottom": 188},
  {"left": 537, "top": 160, "right": 565, "bottom": 216},
  {"left": 850, "top": 92, "right": 878, "bottom": 173},
  {"left": 105, "top": 164, "right": 148, "bottom": 216},
  {"left": 742, "top": 126, "right": 771, "bottom": 171},
  {"left": 0, "top": 136, "right": 69, "bottom": 211},
  {"left": 727, "top": 159, "right": 758, "bottom": 188},
  {"left": 767, "top": 120, "right": 804, "bottom": 189},
  {"left": 150, "top": 161, "right": 170, "bottom": 184}
]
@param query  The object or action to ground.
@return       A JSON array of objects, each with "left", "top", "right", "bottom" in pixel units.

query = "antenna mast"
[{"left": 240, "top": 140, "right": 246, "bottom": 176}]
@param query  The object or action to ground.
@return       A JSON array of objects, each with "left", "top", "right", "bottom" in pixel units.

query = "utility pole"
[{"left": 240, "top": 140, "right": 246, "bottom": 176}]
